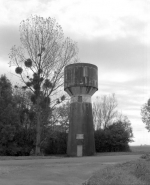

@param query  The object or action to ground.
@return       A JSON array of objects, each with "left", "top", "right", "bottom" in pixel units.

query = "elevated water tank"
[{"left": 64, "top": 63, "right": 98, "bottom": 157}]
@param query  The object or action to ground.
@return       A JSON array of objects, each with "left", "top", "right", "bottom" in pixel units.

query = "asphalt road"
[{"left": 0, "top": 154, "right": 141, "bottom": 185}]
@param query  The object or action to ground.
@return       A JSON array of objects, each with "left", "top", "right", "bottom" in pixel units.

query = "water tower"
[{"left": 64, "top": 63, "right": 98, "bottom": 157}]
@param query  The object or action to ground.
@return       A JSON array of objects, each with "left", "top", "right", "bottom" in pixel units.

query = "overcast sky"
[{"left": 0, "top": 0, "right": 150, "bottom": 145}]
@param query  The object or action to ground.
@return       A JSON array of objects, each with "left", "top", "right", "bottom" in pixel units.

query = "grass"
[
  {"left": 0, "top": 146, "right": 149, "bottom": 185},
  {"left": 83, "top": 159, "right": 150, "bottom": 185},
  {"left": 0, "top": 155, "right": 65, "bottom": 160},
  {"left": 83, "top": 146, "right": 150, "bottom": 185}
]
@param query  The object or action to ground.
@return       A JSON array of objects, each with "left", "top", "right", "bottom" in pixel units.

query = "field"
[{"left": 130, "top": 145, "right": 150, "bottom": 154}]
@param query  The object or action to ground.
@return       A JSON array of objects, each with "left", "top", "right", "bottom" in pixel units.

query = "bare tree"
[
  {"left": 9, "top": 15, "right": 78, "bottom": 155},
  {"left": 93, "top": 94, "right": 118, "bottom": 130}
]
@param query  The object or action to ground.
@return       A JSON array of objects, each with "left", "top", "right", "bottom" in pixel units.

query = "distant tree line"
[{"left": 0, "top": 75, "right": 133, "bottom": 156}]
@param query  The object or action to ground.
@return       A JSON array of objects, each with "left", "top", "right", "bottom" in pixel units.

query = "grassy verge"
[
  {"left": 83, "top": 158, "right": 150, "bottom": 185},
  {"left": 95, "top": 151, "right": 141, "bottom": 156},
  {"left": 0, "top": 151, "right": 140, "bottom": 161},
  {"left": 0, "top": 155, "right": 65, "bottom": 160}
]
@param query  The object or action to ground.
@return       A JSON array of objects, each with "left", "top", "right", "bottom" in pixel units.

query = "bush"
[
  {"left": 95, "top": 123, "right": 131, "bottom": 153},
  {"left": 43, "top": 131, "right": 68, "bottom": 155},
  {"left": 0, "top": 127, "right": 36, "bottom": 156}
]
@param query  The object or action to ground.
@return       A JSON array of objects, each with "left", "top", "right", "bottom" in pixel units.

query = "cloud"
[
  {"left": 1, "top": 0, "right": 149, "bottom": 42},
  {"left": 0, "top": 0, "right": 54, "bottom": 26},
  {"left": 58, "top": 0, "right": 150, "bottom": 43},
  {"left": 0, "top": 25, "right": 20, "bottom": 60},
  {"left": 86, "top": 35, "right": 149, "bottom": 139},
  {"left": 38, "top": 0, "right": 54, "bottom": 3},
  {"left": 78, "top": 36, "right": 148, "bottom": 74}
]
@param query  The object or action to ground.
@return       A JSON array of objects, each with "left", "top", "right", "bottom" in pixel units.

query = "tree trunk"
[{"left": 35, "top": 105, "right": 41, "bottom": 155}]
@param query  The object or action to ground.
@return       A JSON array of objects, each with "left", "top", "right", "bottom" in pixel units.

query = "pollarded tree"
[
  {"left": 141, "top": 99, "right": 150, "bottom": 132},
  {"left": 9, "top": 15, "right": 78, "bottom": 155}
]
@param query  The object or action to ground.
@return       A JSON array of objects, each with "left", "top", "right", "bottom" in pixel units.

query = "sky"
[{"left": 0, "top": 0, "right": 150, "bottom": 145}]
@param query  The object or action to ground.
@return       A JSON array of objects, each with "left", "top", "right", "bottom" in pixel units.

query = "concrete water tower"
[{"left": 64, "top": 63, "right": 98, "bottom": 157}]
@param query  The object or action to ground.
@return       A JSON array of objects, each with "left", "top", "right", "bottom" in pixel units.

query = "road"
[{"left": 0, "top": 154, "right": 141, "bottom": 185}]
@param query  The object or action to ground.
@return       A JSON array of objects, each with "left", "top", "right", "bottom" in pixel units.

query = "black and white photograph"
[{"left": 0, "top": 0, "right": 149, "bottom": 184}]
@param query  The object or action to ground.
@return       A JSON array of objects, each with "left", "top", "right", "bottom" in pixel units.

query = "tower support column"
[{"left": 67, "top": 95, "right": 95, "bottom": 156}]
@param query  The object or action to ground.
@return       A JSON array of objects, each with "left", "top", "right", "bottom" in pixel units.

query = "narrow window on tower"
[{"left": 78, "top": 96, "right": 82, "bottom": 102}]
